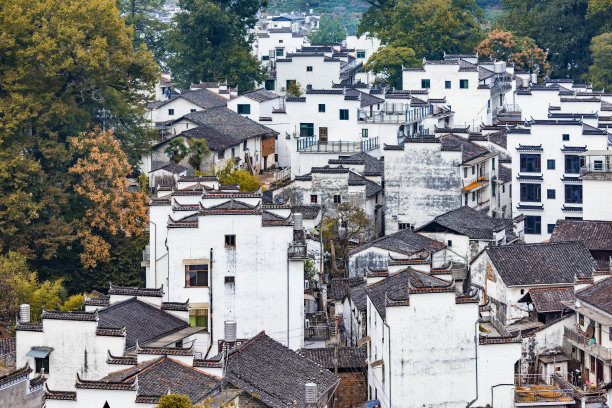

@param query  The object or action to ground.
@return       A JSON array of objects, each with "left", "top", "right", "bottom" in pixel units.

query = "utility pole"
[{"left": 97, "top": 108, "right": 114, "bottom": 132}]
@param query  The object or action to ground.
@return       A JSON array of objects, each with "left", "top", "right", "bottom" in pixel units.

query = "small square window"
[
  {"left": 224, "top": 276, "right": 235, "bottom": 284},
  {"left": 398, "top": 223, "right": 411, "bottom": 230},
  {"left": 318, "top": 104, "right": 325, "bottom": 112},
  {"left": 237, "top": 104, "right": 251, "bottom": 115},
  {"left": 562, "top": 134, "right": 570, "bottom": 141},
  {"left": 306, "top": 66, "right": 313, "bottom": 72},
  {"left": 225, "top": 234, "right": 236, "bottom": 247},
  {"left": 189, "top": 308, "right": 208, "bottom": 330},
  {"left": 339, "top": 109, "right": 349, "bottom": 120},
  {"left": 547, "top": 159, "right": 555, "bottom": 170},
  {"left": 447, "top": 240, "right": 453, "bottom": 247},
  {"left": 547, "top": 224, "right": 556, "bottom": 234},
  {"left": 310, "top": 194, "right": 318, "bottom": 204},
  {"left": 421, "top": 79, "right": 430, "bottom": 89},
  {"left": 445, "top": 80, "right": 451, "bottom": 89},
  {"left": 262, "top": 55, "right": 270, "bottom": 61},
  {"left": 265, "top": 79, "right": 275, "bottom": 90},
  {"left": 460, "top": 79, "right": 469, "bottom": 89},
  {"left": 279, "top": 39, "right": 284, "bottom": 43},
  {"left": 306, "top": 84, "right": 312, "bottom": 90},
  {"left": 357, "top": 51, "right": 366, "bottom": 58},
  {"left": 362, "top": 129, "right": 368, "bottom": 138},
  {"left": 276, "top": 48, "right": 284, "bottom": 57},
  {"left": 333, "top": 194, "right": 341, "bottom": 204},
  {"left": 547, "top": 189, "right": 556, "bottom": 199},
  {"left": 35, "top": 356, "right": 50, "bottom": 374},
  {"left": 168, "top": 108, "right": 174, "bottom": 116}
]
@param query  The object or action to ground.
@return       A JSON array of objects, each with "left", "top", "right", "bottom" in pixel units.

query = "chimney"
[{"left": 20, "top": 304, "right": 30, "bottom": 323}]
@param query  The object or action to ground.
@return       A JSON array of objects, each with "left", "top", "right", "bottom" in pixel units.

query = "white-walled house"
[
  {"left": 365, "top": 268, "right": 521, "bottom": 408},
  {"left": 274, "top": 53, "right": 342, "bottom": 95},
  {"left": 507, "top": 119, "right": 611, "bottom": 242},
  {"left": 470, "top": 242, "right": 595, "bottom": 326},
  {"left": 402, "top": 56, "right": 513, "bottom": 127},
  {"left": 384, "top": 134, "right": 500, "bottom": 233},
  {"left": 146, "top": 185, "right": 307, "bottom": 352},
  {"left": 227, "top": 88, "right": 281, "bottom": 123},
  {"left": 580, "top": 150, "right": 612, "bottom": 221}
]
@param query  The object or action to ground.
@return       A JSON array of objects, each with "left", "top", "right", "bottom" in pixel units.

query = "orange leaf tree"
[{"left": 69, "top": 129, "right": 148, "bottom": 268}]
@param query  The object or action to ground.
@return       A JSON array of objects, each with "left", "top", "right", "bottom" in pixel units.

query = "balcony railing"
[
  {"left": 462, "top": 174, "right": 489, "bottom": 191},
  {"left": 358, "top": 105, "right": 431, "bottom": 124},
  {"left": 514, "top": 374, "right": 574, "bottom": 406},
  {"left": 564, "top": 327, "right": 612, "bottom": 362},
  {"left": 581, "top": 163, "right": 612, "bottom": 176},
  {"left": 273, "top": 167, "right": 291, "bottom": 183},
  {"left": 297, "top": 137, "right": 379, "bottom": 153},
  {"left": 288, "top": 243, "right": 308, "bottom": 259}
]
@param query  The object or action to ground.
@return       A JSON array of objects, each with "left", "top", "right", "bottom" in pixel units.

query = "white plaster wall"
[
  {"left": 275, "top": 56, "right": 341, "bottom": 94},
  {"left": 148, "top": 98, "right": 205, "bottom": 124},
  {"left": 384, "top": 145, "right": 462, "bottom": 233},
  {"left": 476, "top": 342, "right": 521, "bottom": 408},
  {"left": 583, "top": 179, "right": 612, "bottom": 220}
]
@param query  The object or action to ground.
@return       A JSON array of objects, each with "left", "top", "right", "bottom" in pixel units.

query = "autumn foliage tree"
[
  {"left": 69, "top": 129, "right": 149, "bottom": 269},
  {"left": 476, "top": 30, "right": 550, "bottom": 79}
]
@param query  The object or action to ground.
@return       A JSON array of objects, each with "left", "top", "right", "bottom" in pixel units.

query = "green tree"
[
  {"left": 322, "top": 203, "right": 373, "bottom": 275},
  {"left": 588, "top": 33, "right": 612, "bottom": 90},
  {"left": 358, "top": 0, "right": 484, "bottom": 86},
  {"left": 188, "top": 139, "right": 211, "bottom": 170},
  {"left": 116, "top": 0, "right": 169, "bottom": 64},
  {"left": 165, "top": 138, "right": 189, "bottom": 163},
  {"left": 216, "top": 159, "right": 261, "bottom": 192},
  {"left": 363, "top": 42, "right": 419, "bottom": 88},
  {"left": 498, "top": 0, "right": 605, "bottom": 79},
  {"left": 308, "top": 15, "right": 346, "bottom": 43},
  {"left": 166, "top": 0, "right": 268, "bottom": 92},
  {"left": 0, "top": 0, "right": 158, "bottom": 291},
  {"left": 286, "top": 81, "right": 304, "bottom": 97},
  {"left": 60, "top": 294, "right": 85, "bottom": 311},
  {"left": 156, "top": 394, "right": 193, "bottom": 408}
]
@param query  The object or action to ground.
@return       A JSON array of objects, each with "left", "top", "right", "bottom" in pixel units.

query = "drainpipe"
[
  {"left": 165, "top": 239, "right": 170, "bottom": 302},
  {"left": 287, "top": 255, "right": 290, "bottom": 347},
  {"left": 467, "top": 321, "right": 479, "bottom": 407},
  {"left": 384, "top": 321, "right": 392, "bottom": 408},
  {"left": 210, "top": 248, "right": 214, "bottom": 352}
]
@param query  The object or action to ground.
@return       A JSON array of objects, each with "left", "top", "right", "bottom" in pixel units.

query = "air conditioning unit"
[{"left": 304, "top": 319, "right": 310, "bottom": 328}]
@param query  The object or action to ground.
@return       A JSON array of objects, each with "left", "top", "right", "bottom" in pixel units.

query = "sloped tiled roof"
[
  {"left": 241, "top": 88, "right": 280, "bottom": 102},
  {"left": 224, "top": 332, "right": 339, "bottom": 408},
  {"left": 328, "top": 152, "right": 384, "bottom": 176},
  {"left": 299, "top": 347, "right": 367, "bottom": 369},
  {"left": 346, "top": 285, "right": 367, "bottom": 311},
  {"left": 291, "top": 205, "right": 321, "bottom": 220},
  {"left": 440, "top": 134, "right": 490, "bottom": 163},
  {"left": 550, "top": 220, "right": 612, "bottom": 251},
  {"left": 348, "top": 171, "right": 382, "bottom": 198},
  {"left": 498, "top": 165, "right": 512, "bottom": 183},
  {"left": 366, "top": 269, "right": 453, "bottom": 320},
  {"left": 527, "top": 287, "right": 574, "bottom": 313},
  {"left": 330, "top": 277, "right": 365, "bottom": 301},
  {"left": 147, "top": 88, "right": 228, "bottom": 110},
  {"left": 98, "top": 298, "right": 189, "bottom": 349},
  {"left": 417, "top": 206, "right": 512, "bottom": 240},
  {"left": 349, "top": 228, "right": 445, "bottom": 257},
  {"left": 101, "top": 356, "right": 222, "bottom": 404},
  {"left": 576, "top": 277, "right": 612, "bottom": 315},
  {"left": 486, "top": 242, "right": 595, "bottom": 286}
]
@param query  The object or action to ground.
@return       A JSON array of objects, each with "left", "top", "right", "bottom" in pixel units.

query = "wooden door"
[{"left": 319, "top": 127, "right": 328, "bottom": 144}]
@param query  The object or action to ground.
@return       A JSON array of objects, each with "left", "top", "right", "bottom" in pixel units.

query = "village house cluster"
[{"left": 2, "top": 10, "right": 612, "bottom": 408}]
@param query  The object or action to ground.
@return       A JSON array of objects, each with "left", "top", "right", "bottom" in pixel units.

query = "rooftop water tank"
[{"left": 224, "top": 320, "right": 237, "bottom": 343}]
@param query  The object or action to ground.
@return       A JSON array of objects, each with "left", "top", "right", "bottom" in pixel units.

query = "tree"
[
  {"left": 358, "top": 0, "right": 484, "bottom": 86},
  {"left": 363, "top": 43, "right": 419, "bottom": 89},
  {"left": 322, "top": 203, "right": 373, "bottom": 275},
  {"left": 308, "top": 15, "right": 346, "bottom": 43},
  {"left": 286, "top": 81, "right": 304, "bottom": 97},
  {"left": 0, "top": 0, "right": 158, "bottom": 290},
  {"left": 498, "top": 0, "right": 606, "bottom": 79},
  {"left": 188, "top": 139, "right": 211, "bottom": 170},
  {"left": 216, "top": 159, "right": 261, "bottom": 192},
  {"left": 588, "top": 33, "right": 612, "bottom": 90},
  {"left": 156, "top": 394, "right": 193, "bottom": 408},
  {"left": 69, "top": 129, "right": 149, "bottom": 269},
  {"left": 165, "top": 138, "right": 189, "bottom": 163},
  {"left": 475, "top": 30, "right": 550, "bottom": 79},
  {"left": 166, "top": 0, "right": 267, "bottom": 92},
  {"left": 116, "top": 0, "right": 169, "bottom": 64}
]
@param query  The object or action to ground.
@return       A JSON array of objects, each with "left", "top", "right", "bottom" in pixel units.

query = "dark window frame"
[
  {"left": 237, "top": 104, "right": 251, "bottom": 115},
  {"left": 524, "top": 215, "right": 542, "bottom": 235},
  {"left": 185, "top": 264, "right": 209, "bottom": 287},
  {"left": 339, "top": 109, "right": 349, "bottom": 120},
  {"left": 520, "top": 154, "right": 541, "bottom": 173},
  {"left": 225, "top": 234, "right": 236, "bottom": 247}
]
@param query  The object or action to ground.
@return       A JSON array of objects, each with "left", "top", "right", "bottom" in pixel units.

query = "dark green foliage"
[
  {"left": 166, "top": 0, "right": 268, "bottom": 92},
  {"left": 116, "top": 0, "right": 169, "bottom": 64},
  {"left": 498, "top": 0, "right": 607, "bottom": 79},
  {"left": 308, "top": 15, "right": 346, "bottom": 43}
]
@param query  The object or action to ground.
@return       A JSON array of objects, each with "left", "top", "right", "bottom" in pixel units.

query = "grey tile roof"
[
  {"left": 349, "top": 228, "right": 445, "bottom": 257},
  {"left": 330, "top": 277, "right": 365, "bottom": 301},
  {"left": 348, "top": 171, "right": 382, "bottom": 198},
  {"left": 488, "top": 131, "right": 507, "bottom": 149},
  {"left": 241, "top": 88, "right": 280, "bottom": 102},
  {"left": 299, "top": 347, "right": 367, "bottom": 369},
  {"left": 147, "top": 89, "right": 228, "bottom": 110},
  {"left": 101, "top": 356, "right": 222, "bottom": 404},
  {"left": 108, "top": 284, "right": 164, "bottom": 297},
  {"left": 525, "top": 287, "right": 574, "bottom": 313},
  {"left": 344, "top": 88, "right": 385, "bottom": 107},
  {"left": 98, "top": 297, "right": 189, "bottom": 349},
  {"left": 550, "top": 220, "right": 612, "bottom": 251},
  {"left": 346, "top": 284, "right": 367, "bottom": 311},
  {"left": 486, "top": 242, "right": 595, "bottom": 286},
  {"left": 366, "top": 268, "right": 453, "bottom": 320},
  {"left": 328, "top": 152, "right": 384, "bottom": 176},
  {"left": 291, "top": 205, "right": 321, "bottom": 220},
  {"left": 576, "top": 277, "right": 612, "bottom": 315},
  {"left": 181, "top": 107, "right": 277, "bottom": 151},
  {"left": 417, "top": 206, "right": 512, "bottom": 240},
  {"left": 225, "top": 332, "right": 339, "bottom": 408},
  {"left": 498, "top": 165, "right": 512, "bottom": 183},
  {"left": 151, "top": 162, "right": 189, "bottom": 174},
  {"left": 440, "top": 134, "right": 490, "bottom": 163}
]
